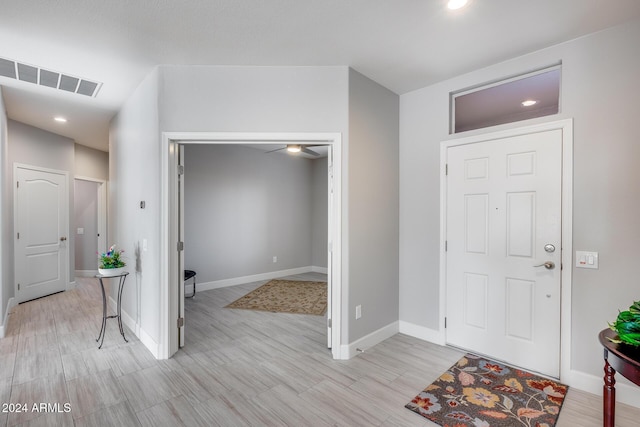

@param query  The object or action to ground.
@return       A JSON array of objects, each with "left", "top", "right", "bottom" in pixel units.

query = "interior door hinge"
[
  {"left": 445, "top": 240, "right": 447, "bottom": 251},
  {"left": 177, "top": 317, "right": 184, "bottom": 328},
  {"left": 327, "top": 318, "right": 332, "bottom": 328},
  {"left": 444, "top": 317, "right": 447, "bottom": 328},
  {"left": 177, "top": 165, "right": 184, "bottom": 176},
  {"left": 16, "top": 181, "right": 19, "bottom": 188},
  {"left": 177, "top": 241, "right": 184, "bottom": 251},
  {"left": 17, "top": 283, "right": 20, "bottom": 291},
  {"left": 445, "top": 164, "right": 448, "bottom": 176}
]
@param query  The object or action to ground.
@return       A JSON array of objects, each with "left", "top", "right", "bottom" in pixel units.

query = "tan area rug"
[{"left": 225, "top": 279, "right": 327, "bottom": 315}]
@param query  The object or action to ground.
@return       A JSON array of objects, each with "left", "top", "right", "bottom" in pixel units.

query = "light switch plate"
[{"left": 576, "top": 251, "right": 598, "bottom": 269}]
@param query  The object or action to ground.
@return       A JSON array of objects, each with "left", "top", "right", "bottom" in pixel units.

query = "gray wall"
[
  {"left": 183, "top": 144, "right": 326, "bottom": 283},
  {"left": 75, "top": 144, "right": 108, "bottom": 181},
  {"left": 311, "top": 158, "right": 328, "bottom": 268},
  {"left": 74, "top": 179, "right": 99, "bottom": 270},
  {"left": 348, "top": 69, "right": 400, "bottom": 341},
  {"left": 399, "top": 19, "right": 640, "bottom": 382}
]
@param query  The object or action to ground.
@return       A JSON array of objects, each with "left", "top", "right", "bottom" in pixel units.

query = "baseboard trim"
[
  {"left": 75, "top": 270, "right": 98, "bottom": 278},
  {"left": 311, "top": 266, "right": 328, "bottom": 274},
  {"left": 0, "top": 297, "right": 17, "bottom": 339},
  {"left": 399, "top": 320, "right": 445, "bottom": 345},
  {"left": 109, "top": 295, "right": 159, "bottom": 359},
  {"left": 193, "top": 266, "right": 322, "bottom": 292},
  {"left": 340, "top": 321, "right": 399, "bottom": 359},
  {"left": 564, "top": 368, "right": 640, "bottom": 409}
]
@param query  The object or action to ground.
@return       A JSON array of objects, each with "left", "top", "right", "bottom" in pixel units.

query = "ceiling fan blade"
[
  {"left": 264, "top": 147, "right": 286, "bottom": 154},
  {"left": 301, "top": 146, "right": 320, "bottom": 156}
]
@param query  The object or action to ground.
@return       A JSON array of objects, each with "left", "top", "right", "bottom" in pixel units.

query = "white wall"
[
  {"left": 158, "top": 66, "right": 349, "bottom": 133},
  {"left": 0, "top": 87, "right": 11, "bottom": 336},
  {"left": 109, "top": 67, "right": 161, "bottom": 348},
  {"left": 348, "top": 69, "right": 400, "bottom": 341},
  {"left": 399, "top": 19, "right": 640, "bottom": 387},
  {"left": 183, "top": 144, "right": 321, "bottom": 283}
]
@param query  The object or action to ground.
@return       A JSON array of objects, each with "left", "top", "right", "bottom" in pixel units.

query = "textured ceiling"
[{"left": 2, "top": 0, "right": 640, "bottom": 151}]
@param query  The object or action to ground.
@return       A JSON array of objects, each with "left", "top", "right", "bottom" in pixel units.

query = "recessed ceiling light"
[
  {"left": 54, "top": 117, "right": 67, "bottom": 123},
  {"left": 521, "top": 100, "right": 538, "bottom": 107},
  {"left": 447, "top": 0, "right": 468, "bottom": 10}
]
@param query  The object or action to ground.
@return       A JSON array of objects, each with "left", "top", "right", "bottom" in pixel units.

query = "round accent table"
[
  {"left": 598, "top": 328, "right": 640, "bottom": 427},
  {"left": 95, "top": 271, "right": 129, "bottom": 349}
]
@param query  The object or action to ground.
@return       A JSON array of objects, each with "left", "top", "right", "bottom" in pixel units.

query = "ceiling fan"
[{"left": 266, "top": 144, "right": 322, "bottom": 157}]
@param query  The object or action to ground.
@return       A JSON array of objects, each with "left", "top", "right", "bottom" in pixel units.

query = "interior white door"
[
  {"left": 445, "top": 129, "right": 562, "bottom": 377},
  {"left": 15, "top": 165, "right": 68, "bottom": 303},
  {"left": 178, "top": 145, "right": 185, "bottom": 348}
]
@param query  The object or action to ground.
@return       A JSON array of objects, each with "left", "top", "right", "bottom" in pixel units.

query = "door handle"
[
  {"left": 60, "top": 237, "right": 67, "bottom": 241},
  {"left": 534, "top": 261, "right": 555, "bottom": 270}
]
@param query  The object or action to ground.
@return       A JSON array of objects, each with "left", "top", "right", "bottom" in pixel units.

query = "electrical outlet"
[
  {"left": 273, "top": 256, "right": 277, "bottom": 263},
  {"left": 355, "top": 305, "right": 362, "bottom": 319}
]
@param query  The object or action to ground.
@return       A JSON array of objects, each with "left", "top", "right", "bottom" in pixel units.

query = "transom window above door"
[{"left": 451, "top": 65, "right": 561, "bottom": 133}]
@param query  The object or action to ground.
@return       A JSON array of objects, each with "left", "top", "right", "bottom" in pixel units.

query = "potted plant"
[
  {"left": 98, "top": 245, "right": 126, "bottom": 276},
  {"left": 608, "top": 300, "right": 640, "bottom": 347}
]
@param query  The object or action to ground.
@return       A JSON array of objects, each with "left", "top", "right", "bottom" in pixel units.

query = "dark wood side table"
[
  {"left": 95, "top": 271, "right": 129, "bottom": 349},
  {"left": 598, "top": 328, "right": 640, "bottom": 427}
]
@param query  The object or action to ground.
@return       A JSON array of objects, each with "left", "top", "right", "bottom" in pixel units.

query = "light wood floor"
[{"left": 1, "top": 272, "right": 639, "bottom": 426}]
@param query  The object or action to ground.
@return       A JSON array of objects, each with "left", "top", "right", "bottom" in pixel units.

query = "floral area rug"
[
  {"left": 225, "top": 279, "right": 327, "bottom": 315},
  {"left": 405, "top": 353, "right": 568, "bottom": 427}
]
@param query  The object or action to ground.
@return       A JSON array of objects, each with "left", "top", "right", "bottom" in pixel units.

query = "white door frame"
[
  {"left": 14, "top": 163, "right": 70, "bottom": 302},
  {"left": 74, "top": 176, "right": 108, "bottom": 275},
  {"left": 159, "top": 131, "right": 344, "bottom": 360},
  {"left": 440, "top": 119, "right": 573, "bottom": 380}
]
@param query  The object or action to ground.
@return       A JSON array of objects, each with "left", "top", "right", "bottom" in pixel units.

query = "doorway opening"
[
  {"left": 160, "top": 132, "right": 343, "bottom": 360},
  {"left": 179, "top": 143, "right": 330, "bottom": 350},
  {"left": 73, "top": 176, "right": 107, "bottom": 277}
]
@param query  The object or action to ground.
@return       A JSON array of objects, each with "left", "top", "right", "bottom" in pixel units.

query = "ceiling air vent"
[{"left": 0, "top": 56, "right": 102, "bottom": 97}]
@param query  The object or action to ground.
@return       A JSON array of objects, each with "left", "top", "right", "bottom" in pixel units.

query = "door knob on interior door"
[
  {"left": 60, "top": 237, "right": 67, "bottom": 241},
  {"left": 534, "top": 261, "right": 555, "bottom": 270}
]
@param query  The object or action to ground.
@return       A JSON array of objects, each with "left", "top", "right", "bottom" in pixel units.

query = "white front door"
[
  {"left": 15, "top": 165, "right": 69, "bottom": 303},
  {"left": 445, "top": 129, "right": 562, "bottom": 377}
]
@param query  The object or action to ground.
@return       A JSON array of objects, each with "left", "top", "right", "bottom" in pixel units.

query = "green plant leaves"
[{"left": 609, "top": 300, "right": 640, "bottom": 347}]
